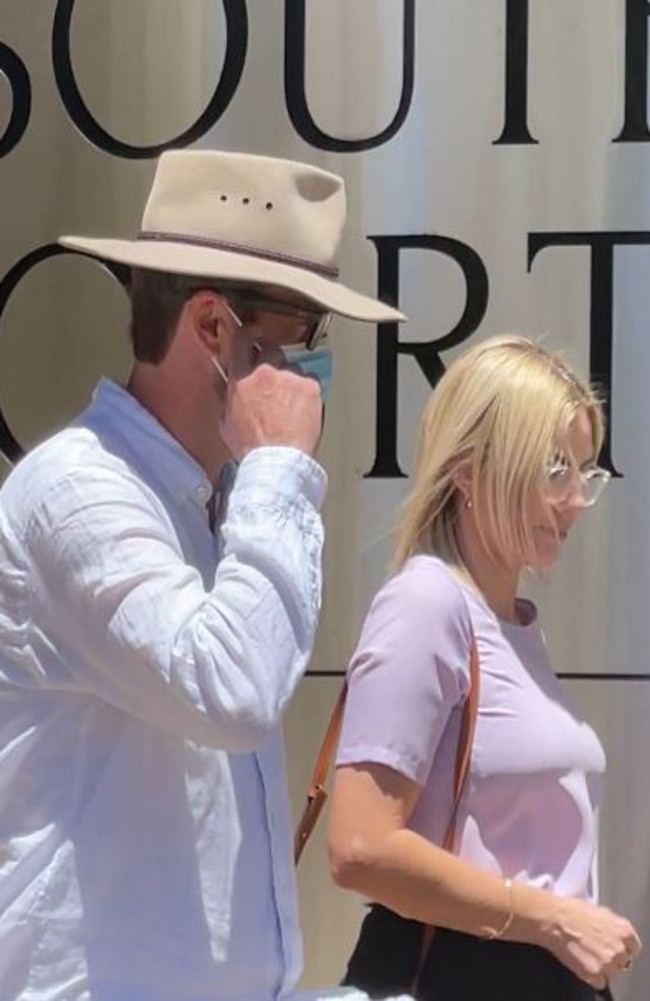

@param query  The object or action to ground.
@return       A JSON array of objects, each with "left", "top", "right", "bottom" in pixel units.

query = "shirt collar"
[{"left": 82, "top": 378, "right": 214, "bottom": 508}]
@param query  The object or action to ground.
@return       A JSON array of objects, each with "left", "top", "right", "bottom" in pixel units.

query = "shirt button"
[{"left": 196, "top": 485, "right": 210, "bottom": 503}]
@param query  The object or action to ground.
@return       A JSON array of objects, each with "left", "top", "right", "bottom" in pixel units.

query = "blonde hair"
[{"left": 393, "top": 335, "right": 604, "bottom": 571}]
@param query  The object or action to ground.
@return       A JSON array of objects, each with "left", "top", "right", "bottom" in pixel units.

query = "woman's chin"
[{"left": 531, "top": 528, "right": 566, "bottom": 568}]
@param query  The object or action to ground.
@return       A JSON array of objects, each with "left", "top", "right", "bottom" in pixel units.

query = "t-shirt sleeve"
[{"left": 336, "top": 558, "right": 473, "bottom": 786}]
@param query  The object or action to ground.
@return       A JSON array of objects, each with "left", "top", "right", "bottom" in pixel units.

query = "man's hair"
[
  {"left": 129, "top": 267, "right": 319, "bottom": 364},
  {"left": 129, "top": 268, "right": 206, "bottom": 364}
]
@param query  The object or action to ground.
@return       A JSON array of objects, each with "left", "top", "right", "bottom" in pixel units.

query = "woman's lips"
[{"left": 535, "top": 525, "right": 568, "bottom": 541}]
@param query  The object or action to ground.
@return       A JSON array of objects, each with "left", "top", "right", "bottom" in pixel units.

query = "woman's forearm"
[{"left": 330, "top": 826, "right": 556, "bottom": 946}]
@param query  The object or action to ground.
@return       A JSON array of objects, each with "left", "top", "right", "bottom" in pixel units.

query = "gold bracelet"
[{"left": 485, "top": 877, "right": 514, "bottom": 940}]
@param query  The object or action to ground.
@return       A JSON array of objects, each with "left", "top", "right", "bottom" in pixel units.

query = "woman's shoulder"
[
  {"left": 344, "top": 554, "right": 475, "bottom": 760},
  {"left": 364, "top": 554, "right": 473, "bottom": 649},
  {"left": 381, "top": 554, "right": 469, "bottom": 609}
]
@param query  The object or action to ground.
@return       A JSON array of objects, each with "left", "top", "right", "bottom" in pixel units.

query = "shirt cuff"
[{"left": 232, "top": 447, "right": 327, "bottom": 511}]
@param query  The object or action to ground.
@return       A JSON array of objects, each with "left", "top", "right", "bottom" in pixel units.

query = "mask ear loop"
[
  {"left": 213, "top": 304, "right": 263, "bottom": 385},
  {"left": 212, "top": 300, "right": 243, "bottom": 386},
  {"left": 223, "top": 302, "right": 243, "bottom": 329},
  {"left": 212, "top": 356, "right": 228, "bottom": 386}
]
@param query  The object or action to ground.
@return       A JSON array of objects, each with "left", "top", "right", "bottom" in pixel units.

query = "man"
[{"left": 0, "top": 150, "right": 404, "bottom": 1001}]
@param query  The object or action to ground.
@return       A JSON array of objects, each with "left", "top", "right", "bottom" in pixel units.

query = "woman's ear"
[{"left": 452, "top": 462, "right": 473, "bottom": 508}]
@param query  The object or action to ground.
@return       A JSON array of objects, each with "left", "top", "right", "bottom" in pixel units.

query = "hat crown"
[
  {"left": 141, "top": 150, "right": 345, "bottom": 275},
  {"left": 59, "top": 149, "right": 404, "bottom": 323}
]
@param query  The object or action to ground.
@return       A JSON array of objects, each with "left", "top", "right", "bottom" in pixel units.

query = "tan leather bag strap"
[
  {"left": 294, "top": 682, "right": 348, "bottom": 864},
  {"left": 295, "top": 628, "right": 480, "bottom": 878},
  {"left": 412, "top": 629, "right": 480, "bottom": 991}
]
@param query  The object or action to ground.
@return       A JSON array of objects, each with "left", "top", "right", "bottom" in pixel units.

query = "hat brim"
[{"left": 58, "top": 237, "right": 406, "bottom": 323}]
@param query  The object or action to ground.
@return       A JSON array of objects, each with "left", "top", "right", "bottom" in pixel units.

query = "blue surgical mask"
[{"left": 283, "top": 345, "right": 333, "bottom": 400}]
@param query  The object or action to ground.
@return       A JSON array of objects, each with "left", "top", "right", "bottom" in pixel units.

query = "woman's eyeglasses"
[{"left": 545, "top": 460, "right": 611, "bottom": 507}]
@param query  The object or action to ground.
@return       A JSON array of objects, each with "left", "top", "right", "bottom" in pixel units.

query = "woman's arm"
[{"left": 328, "top": 762, "right": 641, "bottom": 991}]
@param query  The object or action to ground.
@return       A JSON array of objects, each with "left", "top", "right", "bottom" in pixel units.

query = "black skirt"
[{"left": 343, "top": 905, "right": 614, "bottom": 1001}]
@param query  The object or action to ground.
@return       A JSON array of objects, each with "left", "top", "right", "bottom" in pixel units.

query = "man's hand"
[{"left": 219, "top": 333, "right": 324, "bottom": 460}]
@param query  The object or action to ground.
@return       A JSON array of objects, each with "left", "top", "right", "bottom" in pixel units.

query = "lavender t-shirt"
[{"left": 336, "top": 555, "right": 606, "bottom": 902}]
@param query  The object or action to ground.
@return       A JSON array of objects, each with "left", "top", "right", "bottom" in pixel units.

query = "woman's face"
[{"left": 526, "top": 407, "right": 600, "bottom": 569}]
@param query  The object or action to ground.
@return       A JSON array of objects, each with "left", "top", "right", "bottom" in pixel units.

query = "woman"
[{"left": 328, "top": 336, "right": 641, "bottom": 1001}]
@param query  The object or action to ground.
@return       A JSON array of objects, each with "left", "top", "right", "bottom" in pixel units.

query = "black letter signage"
[
  {"left": 528, "top": 230, "right": 650, "bottom": 474},
  {"left": 52, "top": 0, "right": 248, "bottom": 159},
  {"left": 366, "top": 235, "right": 489, "bottom": 478},
  {"left": 0, "top": 246, "right": 129, "bottom": 462},
  {"left": 285, "top": 0, "right": 415, "bottom": 152},
  {"left": 0, "top": 41, "right": 31, "bottom": 158},
  {"left": 494, "top": 0, "right": 537, "bottom": 145},
  {"left": 614, "top": 0, "right": 650, "bottom": 142}
]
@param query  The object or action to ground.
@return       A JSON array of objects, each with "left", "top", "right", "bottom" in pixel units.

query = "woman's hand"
[
  {"left": 329, "top": 763, "right": 643, "bottom": 993},
  {"left": 535, "top": 896, "right": 641, "bottom": 991}
]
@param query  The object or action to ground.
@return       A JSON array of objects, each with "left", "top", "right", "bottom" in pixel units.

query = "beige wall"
[{"left": 0, "top": 2, "right": 649, "bottom": 998}]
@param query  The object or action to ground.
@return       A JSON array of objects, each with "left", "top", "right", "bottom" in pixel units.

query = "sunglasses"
[
  {"left": 226, "top": 291, "right": 332, "bottom": 349},
  {"left": 189, "top": 283, "right": 332, "bottom": 350}
]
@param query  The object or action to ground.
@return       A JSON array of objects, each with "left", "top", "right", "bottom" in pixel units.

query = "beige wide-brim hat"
[{"left": 59, "top": 150, "right": 405, "bottom": 324}]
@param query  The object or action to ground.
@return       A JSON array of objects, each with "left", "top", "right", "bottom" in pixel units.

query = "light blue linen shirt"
[{"left": 0, "top": 378, "right": 327, "bottom": 1001}]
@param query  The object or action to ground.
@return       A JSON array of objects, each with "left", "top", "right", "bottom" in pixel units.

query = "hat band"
[{"left": 138, "top": 231, "right": 339, "bottom": 279}]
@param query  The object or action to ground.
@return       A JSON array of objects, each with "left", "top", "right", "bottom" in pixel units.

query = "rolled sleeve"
[
  {"left": 233, "top": 447, "right": 328, "bottom": 510},
  {"left": 223, "top": 447, "right": 327, "bottom": 627}
]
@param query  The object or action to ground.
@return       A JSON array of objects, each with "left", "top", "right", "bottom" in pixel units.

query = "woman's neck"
[
  {"left": 451, "top": 516, "right": 522, "bottom": 624},
  {"left": 451, "top": 558, "right": 520, "bottom": 623}
]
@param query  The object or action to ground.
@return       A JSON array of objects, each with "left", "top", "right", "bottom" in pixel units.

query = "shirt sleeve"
[
  {"left": 336, "top": 558, "right": 473, "bottom": 785},
  {"left": 26, "top": 446, "right": 326, "bottom": 753}
]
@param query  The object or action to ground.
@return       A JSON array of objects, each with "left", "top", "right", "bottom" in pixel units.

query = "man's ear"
[{"left": 186, "top": 291, "right": 229, "bottom": 355}]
